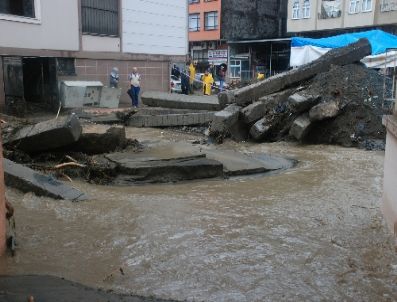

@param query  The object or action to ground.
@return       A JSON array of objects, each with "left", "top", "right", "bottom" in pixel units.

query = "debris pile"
[{"left": 212, "top": 38, "right": 388, "bottom": 150}]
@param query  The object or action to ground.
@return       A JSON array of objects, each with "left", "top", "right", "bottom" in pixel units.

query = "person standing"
[
  {"left": 181, "top": 67, "right": 190, "bottom": 95},
  {"left": 109, "top": 67, "right": 119, "bottom": 88},
  {"left": 189, "top": 61, "right": 196, "bottom": 94},
  {"left": 128, "top": 67, "right": 141, "bottom": 108},
  {"left": 218, "top": 66, "right": 226, "bottom": 92},
  {"left": 202, "top": 69, "right": 214, "bottom": 96}
]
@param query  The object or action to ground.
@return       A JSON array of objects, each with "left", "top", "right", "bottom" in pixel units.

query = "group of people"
[
  {"left": 179, "top": 62, "right": 226, "bottom": 96},
  {"left": 109, "top": 66, "right": 141, "bottom": 108},
  {"left": 108, "top": 61, "right": 227, "bottom": 108}
]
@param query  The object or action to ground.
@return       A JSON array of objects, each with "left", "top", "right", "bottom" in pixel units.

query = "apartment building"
[
  {"left": 188, "top": 0, "right": 226, "bottom": 71},
  {"left": 188, "top": 0, "right": 289, "bottom": 81},
  {"left": 0, "top": 0, "right": 188, "bottom": 115},
  {"left": 287, "top": 0, "right": 397, "bottom": 35}
]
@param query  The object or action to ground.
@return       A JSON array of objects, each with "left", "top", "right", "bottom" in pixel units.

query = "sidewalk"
[{"left": 0, "top": 275, "right": 178, "bottom": 302}]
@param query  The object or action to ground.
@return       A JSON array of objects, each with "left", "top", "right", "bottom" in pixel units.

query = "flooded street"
[{"left": 1, "top": 128, "right": 396, "bottom": 301}]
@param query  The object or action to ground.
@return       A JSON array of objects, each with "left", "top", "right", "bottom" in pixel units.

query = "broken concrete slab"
[
  {"left": 204, "top": 149, "right": 282, "bottom": 176},
  {"left": 289, "top": 113, "right": 312, "bottom": 141},
  {"left": 250, "top": 118, "right": 271, "bottom": 141},
  {"left": 142, "top": 91, "right": 221, "bottom": 111},
  {"left": 112, "top": 157, "right": 224, "bottom": 184},
  {"left": 128, "top": 112, "right": 214, "bottom": 127},
  {"left": 72, "top": 126, "right": 127, "bottom": 154},
  {"left": 0, "top": 275, "right": 174, "bottom": 302},
  {"left": 309, "top": 101, "right": 341, "bottom": 121},
  {"left": 209, "top": 104, "right": 241, "bottom": 135},
  {"left": 241, "top": 101, "right": 267, "bottom": 124},
  {"left": 288, "top": 93, "right": 320, "bottom": 113},
  {"left": 3, "top": 159, "right": 88, "bottom": 201},
  {"left": 218, "top": 38, "right": 372, "bottom": 105},
  {"left": 6, "top": 114, "right": 82, "bottom": 153}
]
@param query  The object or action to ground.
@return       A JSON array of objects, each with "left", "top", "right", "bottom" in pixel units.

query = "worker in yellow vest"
[
  {"left": 189, "top": 62, "right": 196, "bottom": 94},
  {"left": 202, "top": 69, "right": 214, "bottom": 96}
]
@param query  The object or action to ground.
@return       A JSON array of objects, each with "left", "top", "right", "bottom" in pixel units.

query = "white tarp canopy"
[{"left": 290, "top": 30, "right": 397, "bottom": 69}]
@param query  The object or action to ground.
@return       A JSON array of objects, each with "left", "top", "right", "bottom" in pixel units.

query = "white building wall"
[
  {"left": 121, "top": 0, "right": 188, "bottom": 56},
  {"left": 0, "top": 0, "right": 79, "bottom": 51}
]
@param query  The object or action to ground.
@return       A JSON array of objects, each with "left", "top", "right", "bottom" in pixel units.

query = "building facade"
[
  {"left": 188, "top": 0, "right": 226, "bottom": 71},
  {"left": 0, "top": 0, "right": 188, "bottom": 114},
  {"left": 188, "top": 0, "right": 289, "bottom": 81},
  {"left": 287, "top": 0, "right": 397, "bottom": 35}
]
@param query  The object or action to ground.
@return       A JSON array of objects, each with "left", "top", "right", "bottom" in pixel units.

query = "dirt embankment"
[{"left": 296, "top": 63, "right": 387, "bottom": 148}]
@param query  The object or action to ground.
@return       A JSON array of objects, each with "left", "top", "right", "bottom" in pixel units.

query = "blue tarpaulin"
[{"left": 291, "top": 30, "right": 397, "bottom": 55}]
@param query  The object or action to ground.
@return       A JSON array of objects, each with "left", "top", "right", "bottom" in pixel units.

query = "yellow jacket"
[
  {"left": 189, "top": 63, "right": 196, "bottom": 84},
  {"left": 202, "top": 74, "right": 214, "bottom": 95},
  {"left": 257, "top": 73, "right": 265, "bottom": 80}
]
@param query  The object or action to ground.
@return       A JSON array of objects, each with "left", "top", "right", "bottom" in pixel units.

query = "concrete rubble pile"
[{"left": 211, "top": 38, "right": 387, "bottom": 150}]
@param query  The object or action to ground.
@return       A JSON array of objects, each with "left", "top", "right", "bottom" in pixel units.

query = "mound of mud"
[{"left": 304, "top": 64, "right": 388, "bottom": 148}]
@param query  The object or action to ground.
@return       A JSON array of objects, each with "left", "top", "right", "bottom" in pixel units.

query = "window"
[
  {"left": 302, "top": 0, "right": 311, "bottom": 18},
  {"left": 81, "top": 0, "right": 119, "bottom": 36},
  {"left": 361, "top": 0, "right": 372, "bottom": 11},
  {"left": 189, "top": 13, "right": 200, "bottom": 31},
  {"left": 349, "top": 0, "right": 360, "bottom": 13},
  {"left": 292, "top": 1, "right": 300, "bottom": 19},
  {"left": 189, "top": 0, "right": 199, "bottom": 3},
  {"left": 0, "top": 0, "right": 35, "bottom": 18},
  {"left": 230, "top": 60, "right": 241, "bottom": 79},
  {"left": 204, "top": 11, "right": 218, "bottom": 30},
  {"left": 57, "top": 58, "right": 76, "bottom": 76}
]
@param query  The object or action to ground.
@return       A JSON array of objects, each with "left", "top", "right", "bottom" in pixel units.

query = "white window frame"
[
  {"left": 292, "top": 1, "right": 300, "bottom": 19},
  {"left": 302, "top": 0, "right": 311, "bottom": 18},
  {"left": 189, "top": 13, "right": 200, "bottom": 32},
  {"left": 0, "top": 0, "right": 41, "bottom": 24},
  {"left": 361, "top": 0, "right": 372, "bottom": 11},
  {"left": 349, "top": 0, "right": 360, "bottom": 13},
  {"left": 204, "top": 11, "right": 218, "bottom": 30}
]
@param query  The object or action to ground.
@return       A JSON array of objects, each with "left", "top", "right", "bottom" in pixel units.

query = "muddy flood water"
[{"left": 1, "top": 128, "right": 397, "bottom": 301}]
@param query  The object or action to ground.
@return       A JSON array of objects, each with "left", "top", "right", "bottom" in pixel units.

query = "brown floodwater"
[{"left": 1, "top": 128, "right": 396, "bottom": 301}]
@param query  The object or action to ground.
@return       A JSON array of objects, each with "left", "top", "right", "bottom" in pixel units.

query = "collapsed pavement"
[
  {"left": 1, "top": 113, "right": 295, "bottom": 194},
  {"left": 211, "top": 39, "right": 387, "bottom": 150}
]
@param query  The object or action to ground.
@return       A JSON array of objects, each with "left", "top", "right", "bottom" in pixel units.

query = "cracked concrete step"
[{"left": 3, "top": 159, "right": 88, "bottom": 201}]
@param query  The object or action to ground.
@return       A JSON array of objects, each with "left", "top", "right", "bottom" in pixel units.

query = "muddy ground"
[{"left": 1, "top": 127, "right": 396, "bottom": 302}]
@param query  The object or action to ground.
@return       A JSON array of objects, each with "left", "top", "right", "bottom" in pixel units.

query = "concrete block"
[
  {"left": 127, "top": 112, "right": 214, "bottom": 127},
  {"left": 72, "top": 126, "right": 127, "bottom": 154},
  {"left": 99, "top": 87, "right": 121, "bottom": 108},
  {"left": 219, "top": 39, "right": 372, "bottom": 105},
  {"left": 142, "top": 91, "right": 221, "bottom": 111},
  {"left": 241, "top": 101, "right": 266, "bottom": 124},
  {"left": 289, "top": 113, "right": 312, "bottom": 141},
  {"left": 250, "top": 118, "right": 271, "bottom": 141},
  {"left": 288, "top": 93, "right": 319, "bottom": 113},
  {"left": 210, "top": 104, "right": 241, "bottom": 134},
  {"left": 309, "top": 101, "right": 341, "bottom": 121},
  {"left": 3, "top": 159, "right": 88, "bottom": 201},
  {"left": 6, "top": 114, "right": 82, "bottom": 153}
]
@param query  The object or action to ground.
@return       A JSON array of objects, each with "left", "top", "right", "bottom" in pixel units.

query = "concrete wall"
[
  {"left": 287, "top": 0, "right": 317, "bottom": 33},
  {"left": 0, "top": 0, "right": 79, "bottom": 51},
  {"left": 189, "top": 0, "right": 221, "bottom": 42},
  {"left": 0, "top": 58, "right": 4, "bottom": 112},
  {"left": 374, "top": 3, "right": 397, "bottom": 25},
  {"left": 382, "top": 115, "right": 397, "bottom": 239},
  {"left": 221, "top": 0, "right": 285, "bottom": 40},
  {"left": 121, "top": 0, "right": 188, "bottom": 56},
  {"left": 82, "top": 36, "right": 121, "bottom": 53},
  {"left": 343, "top": 0, "right": 375, "bottom": 28}
]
